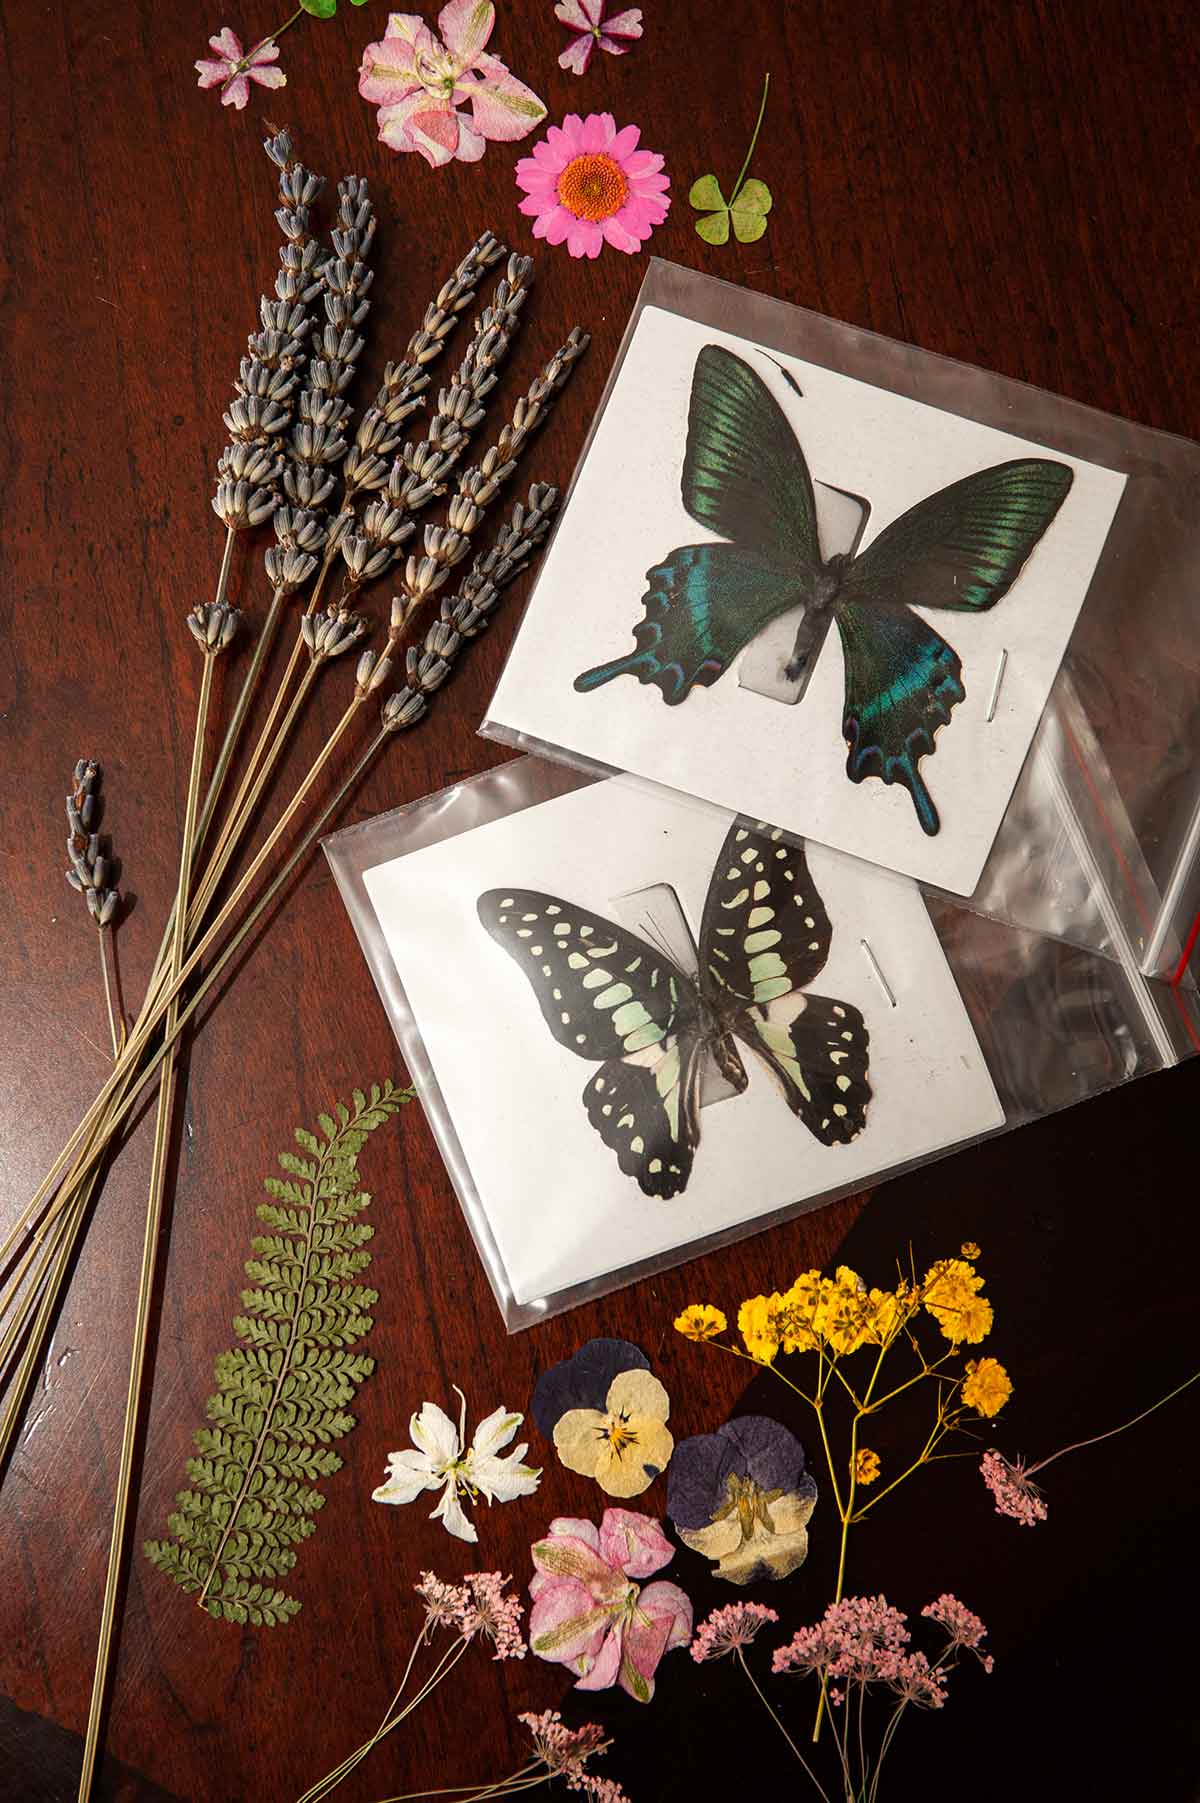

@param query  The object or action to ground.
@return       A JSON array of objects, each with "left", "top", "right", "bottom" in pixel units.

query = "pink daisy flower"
[
  {"left": 195, "top": 26, "right": 286, "bottom": 111},
  {"left": 554, "top": 0, "right": 643, "bottom": 77},
  {"left": 515, "top": 112, "right": 670, "bottom": 260}
]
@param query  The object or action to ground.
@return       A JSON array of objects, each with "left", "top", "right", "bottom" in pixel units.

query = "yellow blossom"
[
  {"left": 737, "top": 1294, "right": 781, "bottom": 1364},
  {"left": 776, "top": 1273, "right": 822, "bottom": 1353},
  {"left": 814, "top": 1268, "right": 873, "bottom": 1355},
  {"left": 674, "top": 1304, "right": 727, "bottom": 1343},
  {"left": 962, "top": 1357, "right": 1012, "bottom": 1418},
  {"left": 960, "top": 1241, "right": 981, "bottom": 1260},
  {"left": 922, "top": 1257, "right": 992, "bottom": 1344},
  {"left": 853, "top": 1447, "right": 881, "bottom": 1485},
  {"left": 865, "top": 1286, "right": 904, "bottom": 1346}
]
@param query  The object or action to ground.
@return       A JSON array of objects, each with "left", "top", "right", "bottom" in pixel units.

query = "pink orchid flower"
[
  {"left": 358, "top": 0, "right": 547, "bottom": 168},
  {"left": 195, "top": 27, "right": 287, "bottom": 111},
  {"left": 529, "top": 1508, "right": 693, "bottom": 1702},
  {"left": 554, "top": 0, "right": 643, "bottom": 77}
]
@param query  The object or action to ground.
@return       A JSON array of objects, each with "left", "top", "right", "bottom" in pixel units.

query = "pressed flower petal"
[
  {"left": 470, "top": 1447, "right": 541, "bottom": 1503},
  {"left": 554, "top": 0, "right": 601, "bottom": 28},
  {"left": 558, "top": 36, "right": 593, "bottom": 73},
  {"left": 409, "top": 1399, "right": 461, "bottom": 1465},
  {"left": 600, "top": 8, "right": 643, "bottom": 40},
  {"left": 606, "top": 1367, "right": 670, "bottom": 1423},
  {"left": 580, "top": 111, "right": 614, "bottom": 152},
  {"left": 609, "top": 122, "right": 641, "bottom": 160},
  {"left": 532, "top": 1530, "right": 625, "bottom": 1593},
  {"left": 471, "top": 1405, "right": 523, "bottom": 1458},
  {"left": 553, "top": 1407, "right": 607, "bottom": 1478},
  {"left": 678, "top": 1516, "right": 744, "bottom": 1560},
  {"left": 438, "top": 0, "right": 495, "bottom": 62},
  {"left": 430, "top": 1480, "right": 477, "bottom": 1543},
  {"left": 247, "top": 64, "right": 286, "bottom": 90},
  {"left": 462, "top": 55, "right": 547, "bottom": 142},
  {"left": 245, "top": 39, "right": 281, "bottom": 66},
  {"left": 529, "top": 1578, "right": 613, "bottom": 1661},
  {"left": 207, "top": 26, "right": 244, "bottom": 59},
  {"left": 599, "top": 1507, "right": 674, "bottom": 1577},
  {"left": 622, "top": 147, "right": 664, "bottom": 176},
  {"left": 371, "top": 1448, "right": 440, "bottom": 1504},
  {"left": 546, "top": 1515, "right": 602, "bottom": 1550},
  {"left": 195, "top": 59, "right": 232, "bottom": 87},
  {"left": 222, "top": 74, "right": 251, "bottom": 109},
  {"left": 575, "top": 1620, "right": 624, "bottom": 1690}
]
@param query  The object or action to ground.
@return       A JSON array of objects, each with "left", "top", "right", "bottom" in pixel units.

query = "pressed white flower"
[{"left": 372, "top": 1386, "right": 541, "bottom": 1542}]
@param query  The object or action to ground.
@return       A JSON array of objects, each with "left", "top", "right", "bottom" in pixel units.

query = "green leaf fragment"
[
  {"left": 688, "top": 173, "right": 726, "bottom": 211},
  {"left": 300, "top": 0, "right": 338, "bottom": 17}
]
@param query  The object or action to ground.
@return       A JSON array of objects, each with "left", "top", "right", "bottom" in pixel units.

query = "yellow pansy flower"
[
  {"left": 674, "top": 1304, "right": 727, "bottom": 1342},
  {"left": 962, "top": 1358, "right": 1012, "bottom": 1418},
  {"left": 737, "top": 1294, "right": 781, "bottom": 1364},
  {"left": 553, "top": 1367, "right": 674, "bottom": 1496}
]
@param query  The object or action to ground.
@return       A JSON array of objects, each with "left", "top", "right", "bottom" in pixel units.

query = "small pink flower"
[
  {"left": 691, "top": 1602, "right": 779, "bottom": 1662},
  {"left": 514, "top": 111, "right": 670, "bottom": 260},
  {"left": 529, "top": 1508, "right": 692, "bottom": 1702},
  {"left": 359, "top": 0, "right": 547, "bottom": 168},
  {"left": 921, "top": 1593, "right": 988, "bottom": 1652},
  {"left": 980, "top": 1448, "right": 1048, "bottom": 1526},
  {"left": 414, "top": 1569, "right": 526, "bottom": 1658},
  {"left": 554, "top": 0, "right": 643, "bottom": 77},
  {"left": 194, "top": 26, "right": 286, "bottom": 111}
]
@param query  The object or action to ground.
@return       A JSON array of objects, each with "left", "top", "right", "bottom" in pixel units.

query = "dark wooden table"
[{"left": 3, "top": 3, "right": 1198, "bottom": 1799}]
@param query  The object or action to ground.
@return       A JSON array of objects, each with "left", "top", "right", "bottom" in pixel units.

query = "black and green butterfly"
[
  {"left": 477, "top": 818, "right": 871, "bottom": 1200},
  {"left": 574, "top": 344, "right": 1074, "bottom": 836}
]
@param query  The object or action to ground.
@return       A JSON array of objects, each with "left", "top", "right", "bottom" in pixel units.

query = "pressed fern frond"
[{"left": 144, "top": 1080, "right": 412, "bottom": 1626}]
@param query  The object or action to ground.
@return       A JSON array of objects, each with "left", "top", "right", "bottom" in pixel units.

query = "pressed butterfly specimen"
[
  {"left": 477, "top": 818, "right": 871, "bottom": 1199},
  {"left": 574, "top": 345, "right": 1074, "bottom": 836}
]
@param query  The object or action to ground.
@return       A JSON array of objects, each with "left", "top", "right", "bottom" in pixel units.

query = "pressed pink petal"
[
  {"left": 566, "top": 218, "right": 603, "bottom": 258},
  {"left": 547, "top": 1516, "right": 603, "bottom": 1550},
  {"left": 438, "top": 0, "right": 495, "bottom": 61},
  {"left": 575, "top": 1620, "right": 624, "bottom": 1690},
  {"left": 378, "top": 93, "right": 460, "bottom": 164},
  {"left": 609, "top": 122, "right": 640, "bottom": 160},
  {"left": 531, "top": 1529, "right": 620, "bottom": 1590},
  {"left": 618, "top": 193, "right": 669, "bottom": 239},
  {"left": 557, "top": 34, "right": 593, "bottom": 74},
  {"left": 531, "top": 135, "right": 569, "bottom": 172},
  {"left": 453, "top": 114, "right": 487, "bottom": 161},
  {"left": 382, "top": 12, "right": 438, "bottom": 47},
  {"left": 558, "top": 113, "right": 586, "bottom": 145},
  {"left": 516, "top": 185, "right": 551, "bottom": 214},
  {"left": 621, "top": 1609, "right": 671, "bottom": 1698},
  {"left": 529, "top": 1578, "right": 611, "bottom": 1664},
  {"left": 516, "top": 164, "right": 559, "bottom": 196},
  {"left": 554, "top": 0, "right": 601, "bottom": 27},
  {"left": 600, "top": 7, "right": 643, "bottom": 40},
  {"left": 601, "top": 212, "right": 640, "bottom": 252},
  {"left": 539, "top": 203, "right": 576, "bottom": 245},
  {"left": 599, "top": 1508, "right": 674, "bottom": 1577},
  {"left": 358, "top": 41, "right": 423, "bottom": 106},
  {"left": 462, "top": 54, "right": 546, "bottom": 142},
  {"left": 622, "top": 147, "right": 663, "bottom": 176},
  {"left": 639, "top": 1579, "right": 694, "bottom": 1649},
  {"left": 221, "top": 73, "right": 251, "bottom": 109},
  {"left": 247, "top": 63, "right": 286, "bottom": 90},
  {"left": 580, "top": 111, "right": 615, "bottom": 153},
  {"left": 195, "top": 59, "right": 232, "bottom": 87},
  {"left": 245, "top": 39, "right": 280, "bottom": 66},
  {"left": 207, "top": 27, "right": 243, "bottom": 59},
  {"left": 628, "top": 169, "right": 670, "bottom": 195}
]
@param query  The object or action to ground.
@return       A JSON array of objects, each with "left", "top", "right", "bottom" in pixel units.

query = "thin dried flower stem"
[{"left": 76, "top": 634, "right": 229, "bottom": 1803}]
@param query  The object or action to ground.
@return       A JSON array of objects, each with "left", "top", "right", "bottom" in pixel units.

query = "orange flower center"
[{"left": 557, "top": 152, "right": 629, "bottom": 222}]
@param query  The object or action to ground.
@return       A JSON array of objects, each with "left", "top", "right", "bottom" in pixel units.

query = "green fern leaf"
[{"left": 144, "top": 1082, "right": 412, "bottom": 1626}]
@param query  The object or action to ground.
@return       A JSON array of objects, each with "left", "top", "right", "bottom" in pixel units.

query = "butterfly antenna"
[{"left": 639, "top": 912, "right": 676, "bottom": 964}]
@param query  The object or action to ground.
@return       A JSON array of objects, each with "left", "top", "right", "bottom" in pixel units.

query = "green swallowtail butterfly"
[
  {"left": 575, "top": 344, "right": 1074, "bottom": 836},
  {"left": 478, "top": 817, "right": 871, "bottom": 1199}
]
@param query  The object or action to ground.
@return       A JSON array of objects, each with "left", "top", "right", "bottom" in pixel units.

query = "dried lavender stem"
[
  {"left": 76, "top": 647, "right": 215, "bottom": 1803},
  {"left": 98, "top": 933, "right": 120, "bottom": 1058}
]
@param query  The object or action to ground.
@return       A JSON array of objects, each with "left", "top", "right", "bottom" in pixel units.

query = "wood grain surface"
[{"left": 2, "top": 2, "right": 1198, "bottom": 1799}]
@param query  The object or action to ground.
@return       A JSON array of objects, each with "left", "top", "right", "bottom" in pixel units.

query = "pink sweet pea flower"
[
  {"left": 529, "top": 1508, "right": 692, "bottom": 1702},
  {"left": 195, "top": 27, "right": 287, "bottom": 111},
  {"left": 554, "top": 0, "right": 643, "bottom": 77},
  {"left": 515, "top": 111, "right": 670, "bottom": 259},
  {"left": 358, "top": 1, "right": 547, "bottom": 168}
]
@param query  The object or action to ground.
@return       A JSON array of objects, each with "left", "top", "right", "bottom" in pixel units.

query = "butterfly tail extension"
[
  {"left": 582, "top": 1042, "right": 700, "bottom": 1198},
  {"left": 835, "top": 602, "right": 965, "bottom": 838}
]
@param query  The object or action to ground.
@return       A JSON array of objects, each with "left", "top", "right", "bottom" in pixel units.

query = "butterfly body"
[
  {"left": 574, "top": 344, "right": 1074, "bottom": 836},
  {"left": 478, "top": 818, "right": 871, "bottom": 1198}
]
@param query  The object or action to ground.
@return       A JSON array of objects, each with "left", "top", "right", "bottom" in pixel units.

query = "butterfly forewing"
[
  {"left": 697, "top": 820, "right": 872, "bottom": 1147},
  {"left": 477, "top": 889, "right": 703, "bottom": 1197}
]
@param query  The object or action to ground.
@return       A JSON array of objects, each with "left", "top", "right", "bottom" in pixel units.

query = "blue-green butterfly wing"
[
  {"left": 574, "top": 345, "right": 818, "bottom": 702},
  {"left": 833, "top": 458, "right": 1073, "bottom": 834},
  {"left": 477, "top": 890, "right": 702, "bottom": 1197},
  {"left": 698, "top": 821, "right": 871, "bottom": 1146}
]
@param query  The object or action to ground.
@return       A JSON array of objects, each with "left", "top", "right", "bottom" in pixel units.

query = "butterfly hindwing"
[
  {"left": 838, "top": 458, "right": 1073, "bottom": 616},
  {"left": 574, "top": 543, "right": 802, "bottom": 704},
  {"left": 834, "top": 603, "right": 965, "bottom": 836},
  {"left": 697, "top": 819, "right": 872, "bottom": 1147},
  {"left": 574, "top": 346, "right": 820, "bottom": 703},
  {"left": 477, "top": 890, "right": 703, "bottom": 1197},
  {"left": 583, "top": 1041, "right": 701, "bottom": 1199}
]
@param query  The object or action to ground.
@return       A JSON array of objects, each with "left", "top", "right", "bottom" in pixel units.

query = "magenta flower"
[
  {"left": 554, "top": 0, "right": 643, "bottom": 76},
  {"left": 358, "top": 1, "right": 547, "bottom": 168},
  {"left": 194, "top": 26, "right": 286, "bottom": 110},
  {"left": 529, "top": 1509, "right": 692, "bottom": 1702},
  {"left": 515, "top": 112, "right": 670, "bottom": 260}
]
